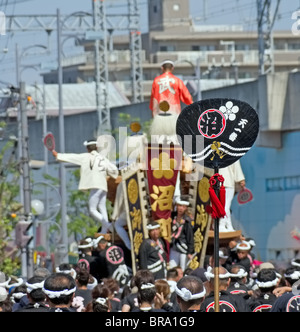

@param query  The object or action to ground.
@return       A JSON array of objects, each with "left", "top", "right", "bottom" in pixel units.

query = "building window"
[
  {"left": 288, "top": 43, "right": 300, "bottom": 50},
  {"left": 160, "top": 45, "right": 176, "bottom": 52}
]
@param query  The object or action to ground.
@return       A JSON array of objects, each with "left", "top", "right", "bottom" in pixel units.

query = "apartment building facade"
[{"left": 42, "top": 0, "right": 300, "bottom": 100}]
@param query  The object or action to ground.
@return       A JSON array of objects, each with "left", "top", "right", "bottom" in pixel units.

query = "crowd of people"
[{"left": 0, "top": 230, "right": 300, "bottom": 312}]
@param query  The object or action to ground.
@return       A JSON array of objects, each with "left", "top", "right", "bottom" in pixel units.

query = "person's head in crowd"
[
  {"left": 167, "top": 268, "right": 179, "bottom": 281},
  {"left": 132, "top": 269, "right": 155, "bottom": 292},
  {"left": 75, "top": 269, "right": 90, "bottom": 288},
  {"left": 55, "top": 263, "right": 77, "bottom": 279},
  {"left": 175, "top": 275, "right": 206, "bottom": 312},
  {"left": 78, "top": 237, "right": 95, "bottom": 257},
  {"left": 175, "top": 266, "right": 184, "bottom": 280},
  {"left": 256, "top": 269, "right": 279, "bottom": 294},
  {"left": 147, "top": 220, "right": 161, "bottom": 241},
  {"left": 90, "top": 284, "right": 112, "bottom": 312},
  {"left": 205, "top": 266, "right": 231, "bottom": 292},
  {"left": 102, "top": 278, "right": 120, "bottom": 298},
  {"left": 155, "top": 279, "right": 171, "bottom": 301},
  {"left": 219, "top": 247, "right": 229, "bottom": 266},
  {"left": 284, "top": 267, "right": 300, "bottom": 287},
  {"left": 230, "top": 265, "right": 248, "bottom": 284},
  {"left": 291, "top": 258, "right": 300, "bottom": 268},
  {"left": 26, "top": 276, "right": 46, "bottom": 304},
  {"left": 10, "top": 283, "right": 27, "bottom": 304},
  {"left": 137, "top": 282, "right": 157, "bottom": 311},
  {"left": 236, "top": 242, "right": 251, "bottom": 260},
  {"left": 0, "top": 286, "right": 12, "bottom": 312},
  {"left": 43, "top": 273, "right": 76, "bottom": 309},
  {"left": 34, "top": 267, "right": 51, "bottom": 279}
]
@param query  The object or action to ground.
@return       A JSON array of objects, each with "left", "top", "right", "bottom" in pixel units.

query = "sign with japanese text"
[
  {"left": 176, "top": 99, "right": 259, "bottom": 169},
  {"left": 146, "top": 144, "right": 182, "bottom": 243},
  {"left": 121, "top": 165, "right": 148, "bottom": 274},
  {"left": 189, "top": 171, "right": 213, "bottom": 268}
]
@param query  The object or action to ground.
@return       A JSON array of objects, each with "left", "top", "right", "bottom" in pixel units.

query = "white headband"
[
  {"left": 230, "top": 269, "right": 248, "bottom": 279},
  {"left": 95, "top": 297, "right": 108, "bottom": 306},
  {"left": 204, "top": 266, "right": 231, "bottom": 281},
  {"left": 11, "top": 292, "right": 26, "bottom": 300},
  {"left": 236, "top": 241, "right": 251, "bottom": 251},
  {"left": 43, "top": 286, "right": 76, "bottom": 299},
  {"left": 147, "top": 223, "right": 160, "bottom": 230},
  {"left": 161, "top": 60, "right": 175, "bottom": 67},
  {"left": 55, "top": 267, "right": 77, "bottom": 279},
  {"left": 256, "top": 278, "right": 279, "bottom": 289},
  {"left": 26, "top": 281, "right": 45, "bottom": 293},
  {"left": 291, "top": 259, "right": 300, "bottom": 268},
  {"left": 7, "top": 278, "right": 23, "bottom": 289},
  {"left": 78, "top": 237, "right": 94, "bottom": 249},
  {"left": 175, "top": 286, "right": 206, "bottom": 302},
  {"left": 78, "top": 236, "right": 104, "bottom": 249},
  {"left": 175, "top": 199, "right": 190, "bottom": 206},
  {"left": 83, "top": 140, "right": 97, "bottom": 147},
  {"left": 140, "top": 283, "right": 155, "bottom": 290},
  {"left": 284, "top": 271, "right": 300, "bottom": 280}
]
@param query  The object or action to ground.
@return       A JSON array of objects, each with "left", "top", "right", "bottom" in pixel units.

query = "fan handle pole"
[{"left": 213, "top": 164, "right": 220, "bottom": 313}]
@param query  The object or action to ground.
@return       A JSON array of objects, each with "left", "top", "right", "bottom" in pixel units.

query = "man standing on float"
[{"left": 149, "top": 60, "right": 193, "bottom": 117}]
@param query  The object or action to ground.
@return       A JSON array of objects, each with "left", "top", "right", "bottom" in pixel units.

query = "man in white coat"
[
  {"left": 218, "top": 160, "right": 245, "bottom": 232},
  {"left": 52, "top": 140, "right": 118, "bottom": 234}
]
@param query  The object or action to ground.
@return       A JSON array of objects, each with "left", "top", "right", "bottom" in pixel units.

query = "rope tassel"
[{"left": 207, "top": 174, "right": 226, "bottom": 219}]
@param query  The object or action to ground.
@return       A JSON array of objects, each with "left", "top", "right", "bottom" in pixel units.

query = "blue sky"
[{"left": 0, "top": 0, "right": 299, "bottom": 85}]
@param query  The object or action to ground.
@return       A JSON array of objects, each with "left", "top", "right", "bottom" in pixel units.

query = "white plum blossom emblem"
[{"left": 219, "top": 101, "right": 239, "bottom": 121}]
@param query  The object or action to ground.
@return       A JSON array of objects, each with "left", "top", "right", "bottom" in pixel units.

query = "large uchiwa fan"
[
  {"left": 176, "top": 99, "right": 259, "bottom": 169},
  {"left": 31, "top": 182, "right": 61, "bottom": 222}
]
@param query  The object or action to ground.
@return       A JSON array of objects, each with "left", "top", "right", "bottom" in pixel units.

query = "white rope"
[
  {"left": 140, "top": 283, "right": 155, "bottom": 290},
  {"left": 256, "top": 278, "right": 279, "bottom": 289},
  {"left": 42, "top": 286, "right": 76, "bottom": 299},
  {"left": 26, "top": 281, "right": 45, "bottom": 293},
  {"left": 175, "top": 286, "right": 206, "bottom": 302}
]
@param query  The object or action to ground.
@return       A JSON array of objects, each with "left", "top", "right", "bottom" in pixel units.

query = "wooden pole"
[{"left": 213, "top": 165, "right": 220, "bottom": 312}]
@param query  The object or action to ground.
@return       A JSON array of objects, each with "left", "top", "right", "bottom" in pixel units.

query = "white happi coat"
[{"left": 56, "top": 151, "right": 118, "bottom": 192}]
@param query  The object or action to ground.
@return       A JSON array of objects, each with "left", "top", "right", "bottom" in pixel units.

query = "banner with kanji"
[
  {"left": 121, "top": 165, "right": 148, "bottom": 274},
  {"left": 146, "top": 144, "right": 182, "bottom": 242},
  {"left": 189, "top": 171, "right": 212, "bottom": 268}
]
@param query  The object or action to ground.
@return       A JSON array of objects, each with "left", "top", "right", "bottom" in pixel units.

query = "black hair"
[
  {"left": 137, "top": 284, "right": 156, "bottom": 305},
  {"left": 176, "top": 275, "right": 205, "bottom": 306},
  {"left": 44, "top": 273, "right": 76, "bottom": 305},
  {"left": 257, "top": 269, "right": 278, "bottom": 293},
  {"left": 27, "top": 276, "right": 46, "bottom": 303}
]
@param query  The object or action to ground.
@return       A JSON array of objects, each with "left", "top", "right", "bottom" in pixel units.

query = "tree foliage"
[{"left": 0, "top": 131, "right": 22, "bottom": 275}]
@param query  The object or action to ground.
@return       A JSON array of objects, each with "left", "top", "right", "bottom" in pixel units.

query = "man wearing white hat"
[
  {"left": 138, "top": 221, "right": 167, "bottom": 280},
  {"left": 53, "top": 140, "right": 118, "bottom": 234},
  {"left": 150, "top": 60, "right": 193, "bottom": 117},
  {"left": 169, "top": 197, "right": 194, "bottom": 270}
]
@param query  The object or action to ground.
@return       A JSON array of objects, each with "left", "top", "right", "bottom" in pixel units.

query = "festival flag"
[
  {"left": 146, "top": 144, "right": 182, "bottom": 242},
  {"left": 121, "top": 165, "right": 148, "bottom": 274},
  {"left": 189, "top": 171, "right": 213, "bottom": 268}
]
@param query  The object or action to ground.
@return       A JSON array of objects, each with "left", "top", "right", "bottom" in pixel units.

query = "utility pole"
[
  {"left": 128, "top": 0, "right": 144, "bottom": 103},
  {"left": 19, "top": 81, "right": 34, "bottom": 278},
  {"left": 257, "top": 0, "right": 281, "bottom": 75},
  {"left": 93, "top": 0, "right": 110, "bottom": 134},
  {"left": 57, "top": 9, "right": 69, "bottom": 264}
]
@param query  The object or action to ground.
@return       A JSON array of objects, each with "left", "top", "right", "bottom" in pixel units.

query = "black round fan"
[{"left": 176, "top": 99, "right": 259, "bottom": 169}]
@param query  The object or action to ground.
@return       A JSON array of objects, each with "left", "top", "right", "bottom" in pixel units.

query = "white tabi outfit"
[{"left": 56, "top": 150, "right": 118, "bottom": 233}]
